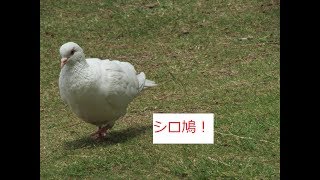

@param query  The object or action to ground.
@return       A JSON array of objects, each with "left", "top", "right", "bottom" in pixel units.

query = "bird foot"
[{"left": 90, "top": 127, "right": 108, "bottom": 141}]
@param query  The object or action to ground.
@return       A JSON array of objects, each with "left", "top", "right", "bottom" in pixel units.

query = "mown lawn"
[{"left": 40, "top": 0, "right": 280, "bottom": 179}]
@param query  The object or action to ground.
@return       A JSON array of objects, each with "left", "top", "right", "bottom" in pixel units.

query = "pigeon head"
[{"left": 59, "top": 42, "right": 84, "bottom": 68}]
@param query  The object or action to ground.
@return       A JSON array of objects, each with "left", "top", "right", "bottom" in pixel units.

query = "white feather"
[{"left": 59, "top": 42, "right": 157, "bottom": 128}]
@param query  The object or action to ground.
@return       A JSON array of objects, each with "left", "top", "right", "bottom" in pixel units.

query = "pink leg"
[{"left": 90, "top": 126, "right": 108, "bottom": 140}]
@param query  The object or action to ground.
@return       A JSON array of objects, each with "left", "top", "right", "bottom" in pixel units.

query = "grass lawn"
[{"left": 40, "top": 0, "right": 280, "bottom": 179}]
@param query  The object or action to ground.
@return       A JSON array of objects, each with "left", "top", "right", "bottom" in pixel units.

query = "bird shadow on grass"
[{"left": 64, "top": 125, "right": 152, "bottom": 150}]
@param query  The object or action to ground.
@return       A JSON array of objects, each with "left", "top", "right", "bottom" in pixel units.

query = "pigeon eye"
[{"left": 71, "top": 49, "right": 75, "bottom": 55}]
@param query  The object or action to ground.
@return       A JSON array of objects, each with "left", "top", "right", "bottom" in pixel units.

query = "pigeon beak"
[{"left": 60, "top": 58, "right": 68, "bottom": 68}]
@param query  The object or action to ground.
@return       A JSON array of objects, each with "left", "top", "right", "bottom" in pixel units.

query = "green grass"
[{"left": 40, "top": 0, "right": 280, "bottom": 179}]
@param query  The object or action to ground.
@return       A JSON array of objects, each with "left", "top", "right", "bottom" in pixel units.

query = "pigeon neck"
[{"left": 68, "top": 59, "right": 88, "bottom": 67}]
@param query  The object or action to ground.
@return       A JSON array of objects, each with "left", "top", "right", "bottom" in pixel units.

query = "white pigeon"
[{"left": 58, "top": 42, "right": 157, "bottom": 140}]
